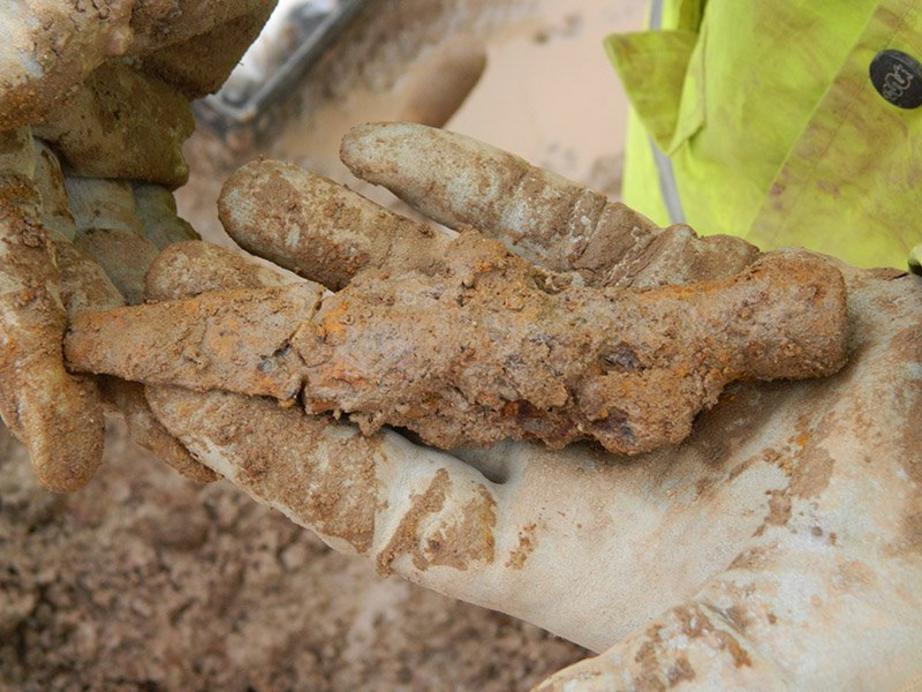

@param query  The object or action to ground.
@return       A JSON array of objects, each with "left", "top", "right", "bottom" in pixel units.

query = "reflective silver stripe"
[
  {"left": 650, "top": 137, "right": 686, "bottom": 224},
  {"left": 647, "top": 0, "right": 686, "bottom": 224},
  {"left": 649, "top": 0, "right": 665, "bottom": 31}
]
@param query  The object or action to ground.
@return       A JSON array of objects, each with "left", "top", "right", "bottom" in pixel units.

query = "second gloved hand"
[{"left": 50, "top": 123, "right": 922, "bottom": 689}]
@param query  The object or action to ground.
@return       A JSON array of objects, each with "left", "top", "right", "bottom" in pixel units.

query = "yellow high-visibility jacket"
[{"left": 606, "top": 0, "right": 922, "bottom": 269}]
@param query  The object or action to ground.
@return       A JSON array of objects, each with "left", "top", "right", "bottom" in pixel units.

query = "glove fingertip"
[{"left": 26, "top": 376, "right": 105, "bottom": 493}]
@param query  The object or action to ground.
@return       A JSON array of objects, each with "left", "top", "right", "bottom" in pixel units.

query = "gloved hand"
[
  {"left": 61, "top": 123, "right": 922, "bottom": 688},
  {"left": 0, "top": 0, "right": 277, "bottom": 490}
]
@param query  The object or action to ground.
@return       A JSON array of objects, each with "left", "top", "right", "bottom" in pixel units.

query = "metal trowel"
[{"left": 194, "top": 0, "right": 370, "bottom": 147}]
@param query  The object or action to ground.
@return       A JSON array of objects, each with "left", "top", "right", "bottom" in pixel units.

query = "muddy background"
[{"left": 1, "top": 1, "right": 642, "bottom": 688}]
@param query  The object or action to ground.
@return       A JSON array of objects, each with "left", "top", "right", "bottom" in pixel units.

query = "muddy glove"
[
  {"left": 67, "top": 123, "right": 922, "bottom": 689},
  {"left": 0, "top": 0, "right": 277, "bottom": 490}
]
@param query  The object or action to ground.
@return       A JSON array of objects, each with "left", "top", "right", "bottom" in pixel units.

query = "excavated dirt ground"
[
  {"left": 3, "top": 0, "right": 644, "bottom": 688},
  {"left": 0, "top": 423, "right": 583, "bottom": 690}
]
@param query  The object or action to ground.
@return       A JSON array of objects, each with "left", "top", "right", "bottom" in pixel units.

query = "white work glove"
[
  {"left": 60, "top": 122, "right": 922, "bottom": 689},
  {"left": 0, "top": 0, "right": 277, "bottom": 490}
]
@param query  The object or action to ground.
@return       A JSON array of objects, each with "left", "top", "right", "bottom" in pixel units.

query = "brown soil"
[{"left": 0, "top": 423, "right": 586, "bottom": 690}]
